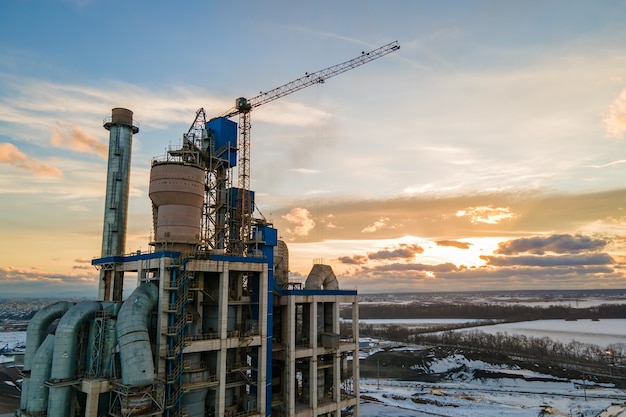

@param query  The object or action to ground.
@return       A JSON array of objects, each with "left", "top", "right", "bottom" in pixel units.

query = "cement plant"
[{"left": 12, "top": 42, "right": 400, "bottom": 417}]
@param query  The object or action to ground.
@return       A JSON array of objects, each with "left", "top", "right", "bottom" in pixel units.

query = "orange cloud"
[
  {"left": 436, "top": 240, "right": 472, "bottom": 249},
  {"left": 456, "top": 206, "right": 515, "bottom": 224},
  {"left": 50, "top": 123, "right": 107, "bottom": 158},
  {"left": 282, "top": 207, "right": 315, "bottom": 237},
  {"left": 603, "top": 88, "right": 626, "bottom": 139},
  {"left": 0, "top": 142, "right": 62, "bottom": 177},
  {"left": 361, "top": 216, "right": 390, "bottom": 233}
]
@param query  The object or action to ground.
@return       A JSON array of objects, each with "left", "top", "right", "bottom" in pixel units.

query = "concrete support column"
[
  {"left": 258, "top": 265, "right": 268, "bottom": 414},
  {"left": 352, "top": 299, "right": 360, "bottom": 416},
  {"left": 218, "top": 262, "right": 229, "bottom": 339},
  {"left": 286, "top": 298, "right": 296, "bottom": 415},
  {"left": 81, "top": 380, "right": 110, "bottom": 417},
  {"left": 310, "top": 300, "right": 318, "bottom": 410},
  {"left": 334, "top": 348, "right": 341, "bottom": 404},
  {"left": 217, "top": 261, "right": 228, "bottom": 417},
  {"left": 310, "top": 301, "right": 317, "bottom": 350},
  {"left": 217, "top": 349, "right": 227, "bottom": 417},
  {"left": 309, "top": 356, "right": 317, "bottom": 410},
  {"left": 333, "top": 301, "right": 339, "bottom": 333}
]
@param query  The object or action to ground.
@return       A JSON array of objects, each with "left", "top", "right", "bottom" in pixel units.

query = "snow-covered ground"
[
  {"left": 347, "top": 318, "right": 484, "bottom": 325},
  {"left": 360, "top": 352, "right": 626, "bottom": 417},
  {"left": 0, "top": 332, "right": 25, "bottom": 350},
  {"left": 349, "top": 318, "right": 626, "bottom": 347},
  {"left": 0, "top": 331, "right": 25, "bottom": 364},
  {"left": 460, "top": 319, "right": 626, "bottom": 347}
]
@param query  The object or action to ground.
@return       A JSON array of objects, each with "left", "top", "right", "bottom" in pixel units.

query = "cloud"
[
  {"left": 253, "top": 100, "right": 332, "bottom": 127},
  {"left": 481, "top": 253, "right": 614, "bottom": 267},
  {"left": 495, "top": 234, "right": 607, "bottom": 255},
  {"left": 0, "top": 266, "right": 97, "bottom": 297},
  {"left": 282, "top": 207, "right": 315, "bottom": 237},
  {"left": 50, "top": 122, "right": 107, "bottom": 158},
  {"left": 344, "top": 260, "right": 622, "bottom": 293},
  {"left": 288, "top": 168, "right": 320, "bottom": 174},
  {"left": 271, "top": 189, "right": 626, "bottom": 243},
  {"left": 338, "top": 255, "right": 368, "bottom": 265},
  {"left": 436, "top": 240, "right": 471, "bottom": 249},
  {"left": 456, "top": 206, "right": 515, "bottom": 224},
  {"left": 363, "top": 262, "right": 460, "bottom": 273},
  {"left": 74, "top": 258, "right": 92, "bottom": 263},
  {"left": 367, "top": 244, "right": 425, "bottom": 260},
  {"left": 603, "top": 88, "right": 626, "bottom": 139},
  {"left": 0, "top": 142, "right": 63, "bottom": 177},
  {"left": 362, "top": 217, "right": 390, "bottom": 233}
]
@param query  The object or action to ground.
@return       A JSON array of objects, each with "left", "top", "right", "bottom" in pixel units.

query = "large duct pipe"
[
  {"left": 20, "top": 301, "right": 72, "bottom": 411},
  {"left": 304, "top": 264, "right": 339, "bottom": 290},
  {"left": 117, "top": 283, "right": 159, "bottom": 386},
  {"left": 47, "top": 301, "right": 102, "bottom": 417},
  {"left": 99, "top": 107, "right": 139, "bottom": 301},
  {"left": 25, "top": 334, "right": 55, "bottom": 415}
]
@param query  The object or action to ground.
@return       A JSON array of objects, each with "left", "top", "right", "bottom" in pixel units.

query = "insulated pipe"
[
  {"left": 117, "top": 283, "right": 159, "bottom": 386},
  {"left": 47, "top": 301, "right": 102, "bottom": 417},
  {"left": 25, "top": 334, "right": 55, "bottom": 415},
  {"left": 20, "top": 301, "right": 72, "bottom": 411},
  {"left": 304, "top": 264, "right": 339, "bottom": 290}
]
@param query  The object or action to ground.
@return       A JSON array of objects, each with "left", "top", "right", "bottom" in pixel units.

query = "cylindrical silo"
[
  {"left": 149, "top": 162, "right": 204, "bottom": 251},
  {"left": 99, "top": 108, "right": 139, "bottom": 301}
]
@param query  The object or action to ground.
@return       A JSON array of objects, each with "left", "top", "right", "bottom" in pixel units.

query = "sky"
[{"left": 2, "top": 0, "right": 626, "bottom": 297}]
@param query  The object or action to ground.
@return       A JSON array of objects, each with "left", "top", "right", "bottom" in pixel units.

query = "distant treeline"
[{"left": 342, "top": 303, "right": 626, "bottom": 321}]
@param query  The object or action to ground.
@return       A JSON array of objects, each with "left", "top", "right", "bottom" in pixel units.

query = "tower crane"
[{"left": 187, "top": 41, "right": 400, "bottom": 255}]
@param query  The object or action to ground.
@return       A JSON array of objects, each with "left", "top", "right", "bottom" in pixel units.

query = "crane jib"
[{"left": 218, "top": 40, "right": 400, "bottom": 119}]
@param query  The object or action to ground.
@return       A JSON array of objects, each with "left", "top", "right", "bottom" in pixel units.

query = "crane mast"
[{"left": 200, "top": 41, "right": 400, "bottom": 255}]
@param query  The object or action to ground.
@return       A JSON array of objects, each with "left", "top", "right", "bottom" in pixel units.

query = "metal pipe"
[
  {"left": 304, "top": 264, "right": 339, "bottom": 290},
  {"left": 117, "top": 283, "right": 159, "bottom": 386},
  {"left": 25, "top": 334, "right": 55, "bottom": 415},
  {"left": 20, "top": 301, "right": 72, "bottom": 411},
  {"left": 47, "top": 301, "right": 102, "bottom": 417}
]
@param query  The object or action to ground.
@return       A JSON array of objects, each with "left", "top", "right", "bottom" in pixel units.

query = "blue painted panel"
[
  {"left": 206, "top": 117, "right": 237, "bottom": 167},
  {"left": 228, "top": 187, "right": 255, "bottom": 212}
]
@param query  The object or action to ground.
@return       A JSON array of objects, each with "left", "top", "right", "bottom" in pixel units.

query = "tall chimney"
[{"left": 99, "top": 108, "right": 139, "bottom": 301}]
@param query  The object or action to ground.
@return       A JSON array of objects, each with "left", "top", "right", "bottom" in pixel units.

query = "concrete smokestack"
[{"left": 99, "top": 108, "right": 139, "bottom": 301}]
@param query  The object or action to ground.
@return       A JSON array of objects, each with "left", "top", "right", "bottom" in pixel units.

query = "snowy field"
[
  {"left": 0, "top": 331, "right": 25, "bottom": 364},
  {"left": 347, "top": 317, "right": 626, "bottom": 347},
  {"left": 350, "top": 318, "right": 483, "bottom": 325},
  {"left": 0, "top": 331, "right": 25, "bottom": 350},
  {"left": 360, "top": 353, "right": 626, "bottom": 417},
  {"left": 460, "top": 319, "right": 626, "bottom": 347}
]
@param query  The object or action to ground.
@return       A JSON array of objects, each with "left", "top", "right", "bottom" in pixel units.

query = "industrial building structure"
[{"left": 16, "top": 42, "right": 399, "bottom": 417}]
